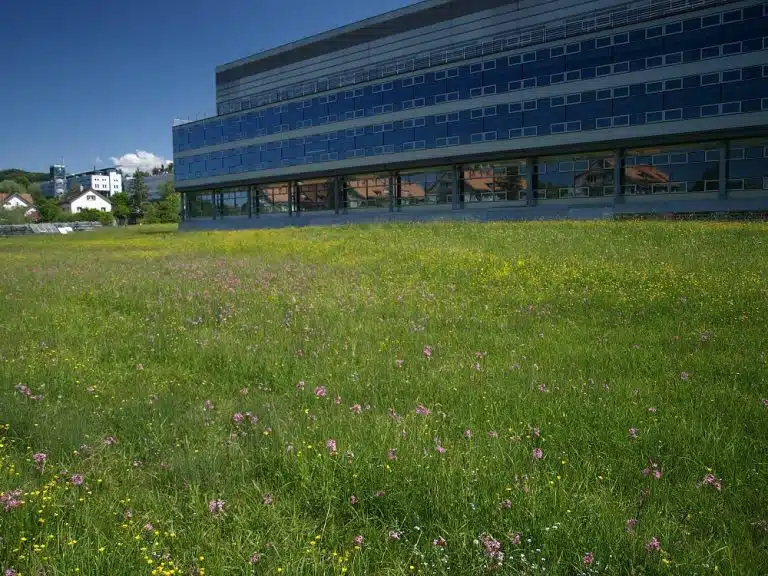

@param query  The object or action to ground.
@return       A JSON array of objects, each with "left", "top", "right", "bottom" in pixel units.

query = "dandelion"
[
  {"left": 387, "top": 448, "right": 397, "bottom": 461},
  {"left": 326, "top": 439, "right": 337, "bottom": 455},
  {"left": 262, "top": 493, "right": 274, "bottom": 505},
  {"left": 208, "top": 500, "right": 225, "bottom": 515},
  {"left": 248, "top": 552, "right": 262, "bottom": 564},
  {"left": 203, "top": 400, "right": 214, "bottom": 411},
  {"left": 71, "top": 474, "right": 84, "bottom": 486},
  {"left": 626, "top": 518, "right": 639, "bottom": 533},
  {"left": 389, "top": 531, "right": 402, "bottom": 540},
  {"left": 353, "top": 535, "right": 364, "bottom": 547},
  {"left": 583, "top": 552, "right": 594, "bottom": 565},
  {"left": 350, "top": 495, "right": 358, "bottom": 505},
  {"left": 532, "top": 448, "right": 544, "bottom": 460},
  {"left": 103, "top": 436, "right": 118, "bottom": 446},
  {"left": 432, "top": 536, "right": 447, "bottom": 547},
  {"left": 464, "top": 429, "right": 472, "bottom": 439},
  {"left": 350, "top": 404, "right": 362, "bottom": 414},
  {"left": 628, "top": 427, "right": 639, "bottom": 439},
  {"left": 415, "top": 404, "right": 431, "bottom": 416},
  {"left": 423, "top": 346, "right": 433, "bottom": 358},
  {"left": 645, "top": 537, "right": 661, "bottom": 552},
  {"left": 314, "top": 386, "right": 327, "bottom": 398},
  {"left": 296, "top": 381, "right": 305, "bottom": 390},
  {"left": 232, "top": 412, "right": 244, "bottom": 424}
]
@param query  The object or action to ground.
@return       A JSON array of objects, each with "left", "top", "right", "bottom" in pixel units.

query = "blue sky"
[{"left": 0, "top": 0, "right": 417, "bottom": 174}]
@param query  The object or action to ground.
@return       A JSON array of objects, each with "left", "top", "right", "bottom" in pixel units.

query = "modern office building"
[
  {"left": 122, "top": 172, "right": 172, "bottom": 200},
  {"left": 172, "top": 0, "right": 768, "bottom": 229},
  {"left": 40, "top": 165, "right": 68, "bottom": 198}
]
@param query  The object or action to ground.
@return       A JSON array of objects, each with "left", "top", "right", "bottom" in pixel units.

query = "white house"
[
  {"left": 59, "top": 190, "right": 112, "bottom": 214},
  {"left": 1, "top": 192, "right": 37, "bottom": 217}
]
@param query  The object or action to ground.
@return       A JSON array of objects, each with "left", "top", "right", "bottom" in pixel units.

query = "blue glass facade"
[{"left": 174, "top": 0, "right": 768, "bottom": 222}]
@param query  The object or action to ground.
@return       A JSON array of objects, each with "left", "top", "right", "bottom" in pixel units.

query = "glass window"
[
  {"left": 722, "top": 69, "right": 741, "bottom": 82},
  {"left": 665, "top": 21, "right": 683, "bottom": 35},
  {"left": 464, "top": 160, "right": 528, "bottom": 203}
]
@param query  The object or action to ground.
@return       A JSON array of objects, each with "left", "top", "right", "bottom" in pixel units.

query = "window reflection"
[
  {"left": 297, "top": 178, "right": 333, "bottom": 211},
  {"left": 464, "top": 160, "right": 527, "bottom": 203},
  {"left": 188, "top": 192, "right": 214, "bottom": 218},
  {"left": 219, "top": 187, "right": 249, "bottom": 216},
  {"left": 256, "top": 183, "right": 290, "bottom": 213},
  {"left": 728, "top": 139, "right": 768, "bottom": 195},
  {"left": 399, "top": 167, "right": 453, "bottom": 206},
  {"left": 535, "top": 152, "right": 615, "bottom": 199},
  {"left": 622, "top": 144, "right": 720, "bottom": 195},
  {"left": 343, "top": 174, "right": 390, "bottom": 209}
]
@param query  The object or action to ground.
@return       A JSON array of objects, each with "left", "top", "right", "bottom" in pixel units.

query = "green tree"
[
  {"left": 159, "top": 179, "right": 175, "bottom": 199},
  {"left": 0, "top": 179, "right": 25, "bottom": 196},
  {"left": 0, "top": 206, "right": 30, "bottom": 224},
  {"left": 68, "top": 181, "right": 82, "bottom": 196},
  {"left": 128, "top": 172, "right": 149, "bottom": 219},
  {"left": 111, "top": 192, "right": 131, "bottom": 225},
  {"left": 35, "top": 197, "right": 62, "bottom": 222},
  {"left": 27, "top": 182, "right": 41, "bottom": 199}
]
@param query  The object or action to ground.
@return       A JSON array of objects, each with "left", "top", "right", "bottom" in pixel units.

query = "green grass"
[{"left": 1, "top": 221, "right": 767, "bottom": 575}]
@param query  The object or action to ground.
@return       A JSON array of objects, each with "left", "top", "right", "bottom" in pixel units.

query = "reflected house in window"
[{"left": 173, "top": 0, "right": 768, "bottom": 229}]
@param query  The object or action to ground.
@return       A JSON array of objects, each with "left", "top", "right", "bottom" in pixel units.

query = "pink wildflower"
[
  {"left": 103, "top": 436, "right": 118, "bottom": 446},
  {"left": 203, "top": 400, "right": 214, "bottom": 411},
  {"left": 626, "top": 518, "right": 639, "bottom": 533},
  {"left": 388, "top": 408, "right": 402, "bottom": 421},
  {"left": 423, "top": 346, "right": 433, "bottom": 358},
  {"left": 435, "top": 443, "right": 446, "bottom": 454},
  {"left": 32, "top": 452, "right": 47, "bottom": 466},
  {"left": 71, "top": 474, "right": 84, "bottom": 486},
  {"left": 532, "top": 448, "right": 544, "bottom": 460},
  {"left": 208, "top": 499, "right": 225, "bottom": 515},
  {"left": 262, "top": 493, "right": 274, "bottom": 505},
  {"left": 432, "top": 536, "right": 447, "bottom": 547},
  {"left": 143, "top": 523, "right": 154, "bottom": 532},
  {"left": 537, "top": 383, "right": 548, "bottom": 393},
  {"left": 1, "top": 489, "right": 23, "bottom": 512},
  {"left": 509, "top": 532, "right": 521, "bottom": 545},
  {"left": 389, "top": 531, "right": 402, "bottom": 540},
  {"left": 480, "top": 534, "right": 504, "bottom": 564},
  {"left": 464, "top": 429, "right": 472, "bottom": 439},
  {"left": 353, "top": 535, "right": 364, "bottom": 547},
  {"left": 761, "top": 398, "right": 768, "bottom": 407},
  {"left": 326, "top": 439, "right": 337, "bottom": 455},
  {"left": 375, "top": 490, "right": 386, "bottom": 497},
  {"left": 583, "top": 552, "right": 594, "bottom": 565},
  {"left": 628, "top": 427, "right": 639, "bottom": 439},
  {"left": 335, "top": 395, "right": 342, "bottom": 405},
  {"left": 296, "top": 381, "right": 305, "bottom": 390},
  {"left": 702, "top": 473, "right": 723, "bottom": 490},
  {"left": 500, "top": 499, "right": 512, "bottom": 509},
  {"left": 387, "top": 448, "right": 397, "bottom": 461},
  {"left": 232, "top": 412, "right": 244, "bottom": 424},
  {"left": 6, "top": 568, "right": 18, "bottom": 576},
  {"left": 314, "top": 386, "right": 327, "bottom": 398},
  {"left": 654, "top": 469, "right": 663, "bottom": 479},
  {"left": 645, "top": 537, "right": 661, "bottom": 552},
  {"left": 415, "top": 404, "right": 431, "bottom": 416},
  {"left": 350, "top": 404, "right": 362, "bottom": 414},
  {"left": 248, "top": 552, "right": 261, "bottom": 564},
  {"left": 350, "top": 495, "right": 358, "bottom": 505}
]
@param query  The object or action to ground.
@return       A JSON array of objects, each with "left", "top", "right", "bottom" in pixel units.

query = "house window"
[{"left": 87, "top": 194, "right": 96, "bottom": 200}]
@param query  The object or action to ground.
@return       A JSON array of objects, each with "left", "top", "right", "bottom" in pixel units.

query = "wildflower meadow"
[{"left": 1, "top": 221, "right": 767, "bottom": 575}]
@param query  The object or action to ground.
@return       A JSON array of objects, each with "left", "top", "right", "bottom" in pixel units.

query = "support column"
[
  {"left": 334, "top": 177, "right": 341, "bottom": 215},
  {"left": 452, "top": 165, "right": 460, "bottom": 210},
  {"left": 212, "top": 190, "right": 217, "bottom": 220},
  {"left": 296, "top": 181, "right": 301, "bottom": 217},
  {"left": 253, "top": 186, "right": 260, "bottom": 217},
  {"left": 247, "top": 186, "right": 253, "bottom": 218},
  {"left": 180, "top": 192, "right": 187, "bottom": 221},
  {"left": 342, "top": 177, "right": 348, "bottom": 215},
  {"left": 525, "top": 160, "right": 536, "bottom": 207},
  {"left": 719, "top": 141, "right": 728, "bottom": 200},
  {"left": 389, "top": 172, "right": 395, "bottom": 212},
  {"left": 288, "top": 182, "right": 293, "bottom": 217},
  {"left": 614, "top": 149, "right": 624, "bottom": 204},
  {"left": 395, "top": 174, "right": 402, "bottom": 212}
]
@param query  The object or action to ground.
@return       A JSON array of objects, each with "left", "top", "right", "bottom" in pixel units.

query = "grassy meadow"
[{"left": 1, "top": 221, "right": 767, "bottom": 575}]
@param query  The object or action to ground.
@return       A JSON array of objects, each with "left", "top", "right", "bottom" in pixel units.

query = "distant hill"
[{"left": 0, "top": 169, "right": 50, "bottom": 185}]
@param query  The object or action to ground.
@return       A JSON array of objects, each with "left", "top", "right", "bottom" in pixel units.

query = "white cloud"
[{"left": 110, "top": 150, "right": 170, "bottom": 174}]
